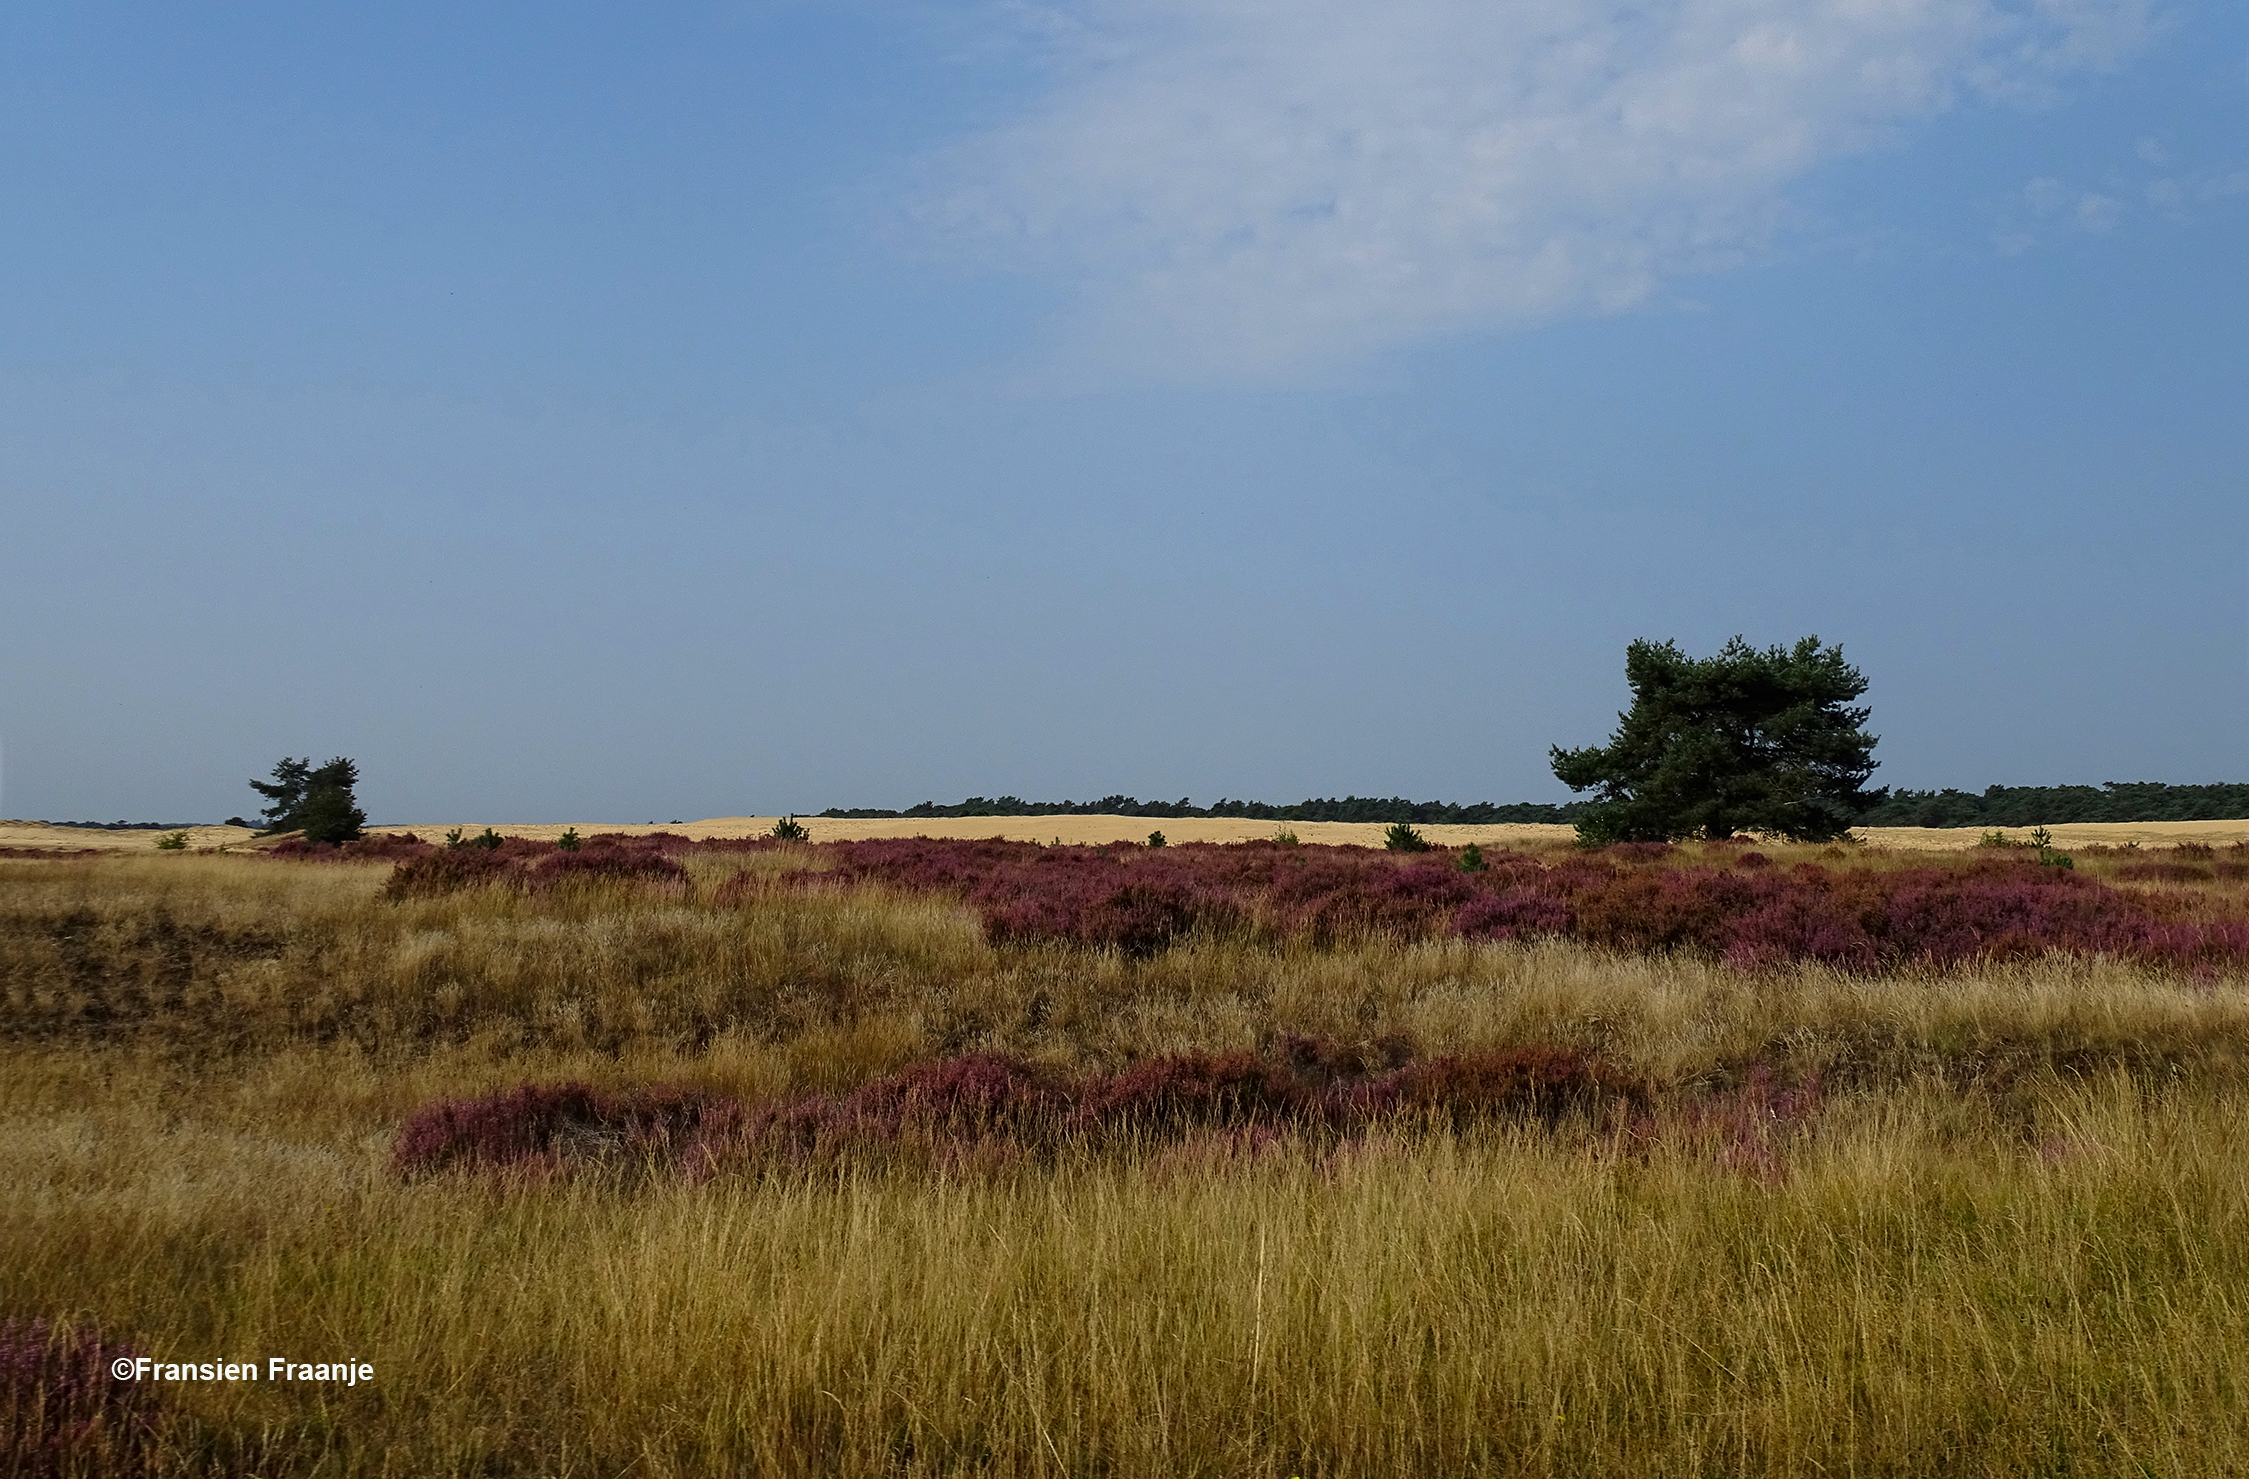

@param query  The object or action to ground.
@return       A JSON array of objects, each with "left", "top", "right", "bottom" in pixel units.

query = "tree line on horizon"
[
  {"left": 1855, "top": 782, "right": 2249, "bottom": 829},
  {"left": 817, "top": 795, "right": 1598, "bottom": 825},
  {"left": 817, "top": 781, "right": 2249, "bottom": 830}
]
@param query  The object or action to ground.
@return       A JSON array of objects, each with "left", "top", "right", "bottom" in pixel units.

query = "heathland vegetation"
[{"left": 7, "top": 827, "right": 2249, "bottom": 1474}]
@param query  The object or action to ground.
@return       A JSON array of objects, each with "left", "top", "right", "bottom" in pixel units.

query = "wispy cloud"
[{"left": 922, "top": 0, "right": 2159, "bottom": 377}]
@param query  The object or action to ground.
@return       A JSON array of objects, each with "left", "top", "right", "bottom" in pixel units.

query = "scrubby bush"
[
  {"left": 391, "top": 1082, "right": 737, "bottom": 1181},
  {"left": 529, "top": 846, "right": 690, "bottom": 891},
  {"left": 769, "top": 816, "right": 809, "bottom": 842},
  {"left": 379, "top": 847, "right": 516, "bottom": 899},
  {"left": 380, "top": 835, "right": 688, "bottom": 900},
  {"left": 153, "top": 831, "right": 187, "bottom": 851},
  {"left": 396, "top": 1040, "right": 1652, "bottom": 1183},
  {"left": 1383, "top": 821, "right": 1429, "bottom": 852}
]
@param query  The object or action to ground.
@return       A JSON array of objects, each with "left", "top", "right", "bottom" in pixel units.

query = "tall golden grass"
[{"left": 5, "top": 850, "right": 2248, "bottom": 1475}]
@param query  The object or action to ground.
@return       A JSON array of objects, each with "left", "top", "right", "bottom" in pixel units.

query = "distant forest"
[
  {"left": 1853, "top": 783, "right": 2249, "bottom": 828},
  {"left": 822, "top": 782, "right": 2249, "bottom": 829},
  {"left": 818, "top": 795, "right": 1595, "bottom": 824}
]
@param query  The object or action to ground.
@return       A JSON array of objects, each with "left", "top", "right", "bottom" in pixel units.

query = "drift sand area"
[{"left": 6, "top": 814, "right": 2248, "bottom": 854}]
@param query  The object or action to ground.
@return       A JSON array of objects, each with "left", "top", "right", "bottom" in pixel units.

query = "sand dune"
[{"left": 8, "top": 815, "right": 2245, "bottom": 855}]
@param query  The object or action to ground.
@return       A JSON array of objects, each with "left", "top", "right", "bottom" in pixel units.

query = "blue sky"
[{"left": 3, "top": 0, "right": 2244, "bottom": 824}]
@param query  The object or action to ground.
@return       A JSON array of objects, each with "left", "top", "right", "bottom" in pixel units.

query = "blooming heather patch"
[
  {"left": 378, "top": 846, "right": 516, "bottom": 899},
  {"left": 1649, "top": 1064, "right": 1827, "bottom": 1181},
  {"left": 0, "top": 1316, "right": 163, "bottom": 1479},
  {"left": 773, "top": 837, "right": 2249, "bottom": 972},
  {"left": 379, "top": 835, "right": 689, "bottom": 900},
  {"left": 390, "top": 1082, "right": 739, "bottom": 1181},
  {"left": 528, "top": 847, "right": 691, "bottom": 890},
  {"left": 399, "top": 1043, "right": 1652, "bottom": 1183}
]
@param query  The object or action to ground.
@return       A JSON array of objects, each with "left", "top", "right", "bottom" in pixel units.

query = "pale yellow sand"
[
  {"left": 7, "top": 816, "right": 2245, "bottom": 856},
  {"left": 0, "top": 822, "right": 261, "bottom": 853}
]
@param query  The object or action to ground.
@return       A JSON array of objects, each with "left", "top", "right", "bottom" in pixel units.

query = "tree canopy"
[
  {"left": 250, "top": 756, "right": 366, "bottom": 843},
  {"left": 1550, "top": 637, "right": 1882, "bottom": 844}
]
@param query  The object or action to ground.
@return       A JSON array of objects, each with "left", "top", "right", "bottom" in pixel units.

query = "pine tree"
[
  {"left": 1551, "top": 637, "right": 1883, "bottom": 844},
  {"left": 250, "top": 756, "right": 365, "bottom": 842},
  {"left": 248, "top": 757, "right": 312, "bottom": 835}
]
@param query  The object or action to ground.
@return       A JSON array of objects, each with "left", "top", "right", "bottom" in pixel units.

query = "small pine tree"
[
  {"left": 1457, "top": 841, "right": 1485, "bottom": 872},
  {"left": 1383, "top": 821, "right": 1429, "bottom": 852},
  {"left": 769, "top": 816, "right": 809, "bottom": 842},
  {"left": 557, "top": 828, "right": 582, "bottom": 851},
  {"left": 1146, "top": 830, "right": 1167, "bottom": 848}
]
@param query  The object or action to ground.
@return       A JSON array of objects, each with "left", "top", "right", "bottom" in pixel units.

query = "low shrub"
[
  {"left": 270, "top": 833, "right": 433, "bottom": 862},
  {"left": 390, "top": 1082, "right": 738, "bottom": 1181},
  {"left": 412, "top": 1041, "right": 1653, "bottom": 1183},
  {"left": 1654, "top": 1063, "right": 1826, "bottom": 1180},
  {"left": 381, "top": 836, "right": 689, "bottom": 900},
  {"left": 1069, "top": 1051, "right": 1301, "bottom": 1134},
  {"left": 1382, "top": 821, "right": 1429, "bottom": 853},
  {"left": 1390, "top": 1045, "right": 1648, "bottom": 1130},
  {"left": 529, "top": 847, "right": 690, "bottom": 891},
  {"left": 379, "top": 847, "right": 515, "bottom": 900}
]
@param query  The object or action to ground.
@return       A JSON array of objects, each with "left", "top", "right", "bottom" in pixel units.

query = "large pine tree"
[
  {"left": 249, "top": 756, "right": 365, "bottom": 842},
  {"left": 1551, "top": 637, "right": 1883, "bottom": 843}
]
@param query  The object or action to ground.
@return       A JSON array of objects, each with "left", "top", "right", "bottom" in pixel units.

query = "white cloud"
[
  {"left": 923, "top": 0, "right": 2159, "bottom": 376},
  {"left": 1991, "top": 172, "right": 2126, "bottom": 250}
]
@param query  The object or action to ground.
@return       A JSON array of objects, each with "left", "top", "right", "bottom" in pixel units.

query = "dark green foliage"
[
  {"left": 153, "top": 831, "right": 188, "bottom": 851},
  {"left": 2030, "top": 828, "right": 2074, "bottom": 871},
  {"left": 1458, "top": 842, "right": 1486, "bottom": 873},
  {"left": 1551, "top": 637, "right": 1882, "bottom": 844},
  {"left": 247, "top": 757, "right": 311, "bottom": 833},
  {"left": 820, "top": 794, "right": 1592, "bottom": 824},
  {"left": 1383, "top": 821, "right": 1430, "bottom": 852},
  {"left": 769, "top": 816, "right": 809, "bottom": 842},
  {"left": 250, "top": 756, "right": 364, "bottom": 842},
  {"left": 557, "top": 828, "right": 582, "bottom": 851},
  {"left": 1859, "top": 781, "right": 2249, "bottom": 828},
  {"left": 1146, "top": 830, "right": 1167, "bottom": 848},
  {"left": 299, "top": 785, "right": 366, "bottom": 847}
]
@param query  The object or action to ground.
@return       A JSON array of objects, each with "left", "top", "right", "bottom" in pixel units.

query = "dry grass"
[{"left": 6, "top": 852, "right": 2249, "bottom": 1475}]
